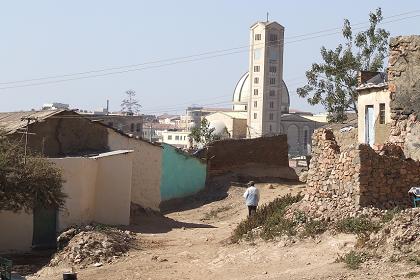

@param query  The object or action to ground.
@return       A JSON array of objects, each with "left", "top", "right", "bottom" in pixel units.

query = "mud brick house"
[{"left": 0, "top": 110, "right": 207, "bottom": 252}]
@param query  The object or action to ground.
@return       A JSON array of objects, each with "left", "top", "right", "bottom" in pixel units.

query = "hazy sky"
[{"left": 1, "top": 1, "right": 419, "bottom": 114}]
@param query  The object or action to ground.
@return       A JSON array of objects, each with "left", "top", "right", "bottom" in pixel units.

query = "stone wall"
[
  {"left": 388, "top": 36, "right": 420, "bottom": 161},
  {"left": 306, "top": 129, "right": 420, "bottom": 208}
]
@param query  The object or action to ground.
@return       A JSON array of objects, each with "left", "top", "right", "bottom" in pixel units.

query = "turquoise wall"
[{"left": 160, "top": 144, "right": 207, "bottom": 201}]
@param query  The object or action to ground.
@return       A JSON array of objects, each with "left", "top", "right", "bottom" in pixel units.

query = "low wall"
[
  {"left": 0, "top": 211, "right": 33, "bottom": 252},
  {"left": 306, "top": 129, "right": 420, "bottom": 208},
  {"left": 203, "top": 135, "right": 295, "bottom": 180}
]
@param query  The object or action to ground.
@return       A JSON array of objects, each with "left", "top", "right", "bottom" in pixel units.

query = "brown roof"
[{"left": 0, "top": 109, "right": 66, "bottom": 134}]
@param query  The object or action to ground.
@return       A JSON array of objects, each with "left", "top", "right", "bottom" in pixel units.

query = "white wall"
[{"left": 107, "top": 129, "right": 163, "bottom": 211}]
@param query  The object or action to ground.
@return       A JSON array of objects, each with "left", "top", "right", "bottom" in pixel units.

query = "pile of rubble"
[
  {"left": 50, "top": 225, "right": 135, "bottom": 268},
  {"left": 367, "top": 208, "right": 420, "bottom": 261}
]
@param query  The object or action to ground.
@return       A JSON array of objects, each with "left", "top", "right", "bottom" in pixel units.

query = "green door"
[{"left": 32, "top": 207, "right": 57, "bottom": 249}]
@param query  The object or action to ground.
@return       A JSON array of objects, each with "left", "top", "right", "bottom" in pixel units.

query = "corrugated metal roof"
[{"left": 0, "top": 109, "right": 65, "bottom": 134}]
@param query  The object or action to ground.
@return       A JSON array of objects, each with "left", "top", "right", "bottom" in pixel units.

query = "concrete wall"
[
  {"left": 93, "top": 152, "right": 133, "bottom": 226},
  {"left": 160, "top": 143, "right": 207, "bottom": 202},
  {"left": 0, "top": 211, "right": 33, "bottom": 252},
  {"left": 50, "top": 158, "right": 97, "bottom": 230},
  {"left": 357, "top": 88, "right": 392, "bottom": 145},
  {"left": 50, "top": 151, "right": 133, "bottom": 231},
  {"left": 107, "top": 130, "right": 163, "bottom": 211}
]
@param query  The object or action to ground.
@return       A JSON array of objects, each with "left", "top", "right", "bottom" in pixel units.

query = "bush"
[
  {"left": 336, "top": 216, "right": 380, "bottom": 234},
  {"left": 337, "top": 250, "right": 369, "bottom": 269},
  {"left": 0, "top": 134, "right": 66, "bottom": 212},
  {"left": 231, "top": 194, "right": 303, "bottom": 243},
  {"left": 301, "top": 219, "right": 329, "bottom": 237}
]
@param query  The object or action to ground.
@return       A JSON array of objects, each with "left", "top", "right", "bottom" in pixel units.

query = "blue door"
[{"left": 365, "top": 105, "right": 375, "bottom": 146}]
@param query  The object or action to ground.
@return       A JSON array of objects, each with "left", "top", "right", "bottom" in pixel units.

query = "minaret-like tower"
[{"left": 247, "top": 21, "right": 284, "bottom": 138}]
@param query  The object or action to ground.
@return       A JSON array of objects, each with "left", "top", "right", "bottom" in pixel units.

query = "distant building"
[
  {"left": 78, "top": 110, "right": 144, "bottom": 138},
  {"left": 187, "top": 106, "right": 232, "bottom": 129},
  {"left": 356, "top": 71, "right": 391, "bottom": 147},
  {"left": 160, "top": 130, "right": 191, "bottom": 149}
]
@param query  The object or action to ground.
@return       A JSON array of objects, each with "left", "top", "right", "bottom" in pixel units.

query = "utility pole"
[
  {"left": 149, "top": 122, "right": 152, "bottom": 142},
  {"left": 20, "top": 116, "right": 37, "bottom": 164}
]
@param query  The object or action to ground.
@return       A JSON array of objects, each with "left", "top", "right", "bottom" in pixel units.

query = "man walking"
[{"left": 243, "top": 181, "right": 260, "bottom": 217}]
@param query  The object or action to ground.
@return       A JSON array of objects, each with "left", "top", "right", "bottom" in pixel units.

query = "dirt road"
[{"left": 30, "top": 181, "right": 419, "bottom": 280}]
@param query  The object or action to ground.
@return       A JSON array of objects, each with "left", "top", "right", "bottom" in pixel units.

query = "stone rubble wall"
[
  {"left": 388, "top": 35, "right": 420, "bottom": 161},
  {"left": 306, "top": 128, "right": 420, "bottom": 208}
]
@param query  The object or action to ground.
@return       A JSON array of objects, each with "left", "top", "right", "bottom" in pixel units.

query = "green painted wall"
[{"left": 160, "top": 144, "right": 207, "bottom": 201}]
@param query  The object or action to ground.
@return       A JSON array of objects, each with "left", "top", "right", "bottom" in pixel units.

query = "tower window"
[
  {"left": 253, "top": 101, "right": 257, "bottom": 108},
  {"left": 269, "top": 90, "right": 275, "bottom": 96},
  {"left": 269, "top": 101, "right": 274, "bottom": 108},
  {"left": 253, "top": 113, "right": 257, "bottom": 119},
  {"left": 379, "top": 103, "right": 386, "bottom": 124},
  {"left": 253, "top": 89, "right": 258, "bottom": 95},
  {"left": 254, "top": 65, "right": 260, "bottom": 72},
  {"left": 269, "top": 66, "right": 277, "bottom": 73},
  {"left": 269, "top": 33, "right": 278, "bottom": 42},
  {"left": 254, "top": 77, "right": 259, "bottom": 84},
  {"left": 269, "top": 78, "right": 276, "bottom": 85},
  {"left": 255, "top": 34, "right": 261, "bottom": 41},
  {"left": 269, "top": 113, "right": 274, "bottom": 120}
]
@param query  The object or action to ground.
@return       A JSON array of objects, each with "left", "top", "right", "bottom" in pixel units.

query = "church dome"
[
  {"left": 233, "top": 72, "right": 250, "bottom": 104},
  {"left": 232, "top": 72, "right": 290, "bottom": 112}
]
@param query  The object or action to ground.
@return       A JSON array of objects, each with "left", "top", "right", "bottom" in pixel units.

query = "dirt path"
[{"left": 30, "top": 182, "right": 420, "bottom": 280}]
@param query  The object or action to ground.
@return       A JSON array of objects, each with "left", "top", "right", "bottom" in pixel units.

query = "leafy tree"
[
  {"left": 0, "top": 133, "right": 66, "bottom": 212},
  {"left": 297, "top": 8, "right": 390, "bottom": 122},
  {"left": 121, "top": 89, "right": 141, "bottom": 115},
  {"left": 189, "top": 118, "right": 218, "bottom": 147}
]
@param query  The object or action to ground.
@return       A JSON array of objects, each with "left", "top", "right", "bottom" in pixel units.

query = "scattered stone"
[{"left": 50, "top": 225, "right": 135, "bottom": 268}]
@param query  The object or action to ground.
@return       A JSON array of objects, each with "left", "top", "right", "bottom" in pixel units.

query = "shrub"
[
  {"left": 337, "top": 250, "right": 369, "bottom": 269},
  {"left": 336, "top": 216, "right": 380, "bottom": 234},
  {"left": 301, "top": 219, "right": 329, "bottom": 237},
  {"left": 0, "top": 134, "right": 66, "bottom": 212},
  {"left": 231, "top": 194, "right": 303, "bottom": 243}
]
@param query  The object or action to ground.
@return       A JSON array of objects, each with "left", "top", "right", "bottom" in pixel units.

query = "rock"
[{"left": 93, "top": 262, "right": 103, "bottom": 267}]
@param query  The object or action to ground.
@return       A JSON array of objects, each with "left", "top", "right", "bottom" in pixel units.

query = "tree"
[
  {"left": 189, "top": 118, "right": 218, "bottom": 147},
  {"left": 121, "top": 89, "right": 141, "bottom": 115},
  {"left": 297, "top": 8, "right": 390, "bottom": 122},
  {"left": 0, "top": 133, "right": 66, "bottom": 212}
]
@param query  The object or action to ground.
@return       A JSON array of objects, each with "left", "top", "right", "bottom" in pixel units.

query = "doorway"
[
  {"left": 32, "top": 207, "right": 57, "bottom": 249},
  {"left": 365, "top": 105, "right": 375, "bottom": 146}
]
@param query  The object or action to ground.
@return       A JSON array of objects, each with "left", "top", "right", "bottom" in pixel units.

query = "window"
[
  {"left": 253, "top": 89, "right": 258, "bottom": 95},
  {"left": 269, "top": 90, "right": 275, "bottom": 96},
  {"left": 304, "top": 130, "right": 309, "bottom": 149},
  {"left": 175, "top": 136, "right": 179, "bottom": 140},
  {"left": 254, "top": 65, "right": 260, "bottom": 72},
  {"left": 167, "top": 135, "right": 172, "bottom": 140},
  {"left": 269, "top": 78, "right": 276, "bottom": 85},
  {"left": 269, "top": 101, "right": 274, "bottom": 108},
  {"left": 253, "top": 101, "right": 257, "bottom": 108},
  {"left": 130, "top": 123, "right": 135, "bottom": 132},
  {"left": 254, "top": 48, "right": 262, "bottom": 59},
  {"left": 254, "top": 77, "right": 259, "bottom": 84},
  {"left": 269, "top": 66, "right": 277, "bottom": 73},
  {"left": 255, "top": 34, "right": 261, "bottom": 41},
  {"left": 253, "top": 113, "right": 257, "bottom": 119},
  {"left": 136, "top": 123, "right": 141, "bottom": 132},
  {"left": 183, "top": 136, "right": 186, "bottom": 140},
  {"left": 244, "top": 105, "right": 247, "bottom": 110},
  {"left": 269, "top": 113, "right": 274, "bottom": 120},
  {"left": 269, "top": 33, "right": 278, "bottom": 42},
  {"left": 379, "top": 103, "right": 386, "bottom": 124},
  {"left": 269, "top": 49, "right": 279, "bottom": 60}
]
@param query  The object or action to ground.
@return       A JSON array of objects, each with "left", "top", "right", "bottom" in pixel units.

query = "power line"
[{"left": 0, "top": 10, "right": 418, "bottom": 90}]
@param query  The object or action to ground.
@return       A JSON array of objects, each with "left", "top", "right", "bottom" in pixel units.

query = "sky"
[{"left": 0, "top": 1, "right": 419, "bottom": 115}]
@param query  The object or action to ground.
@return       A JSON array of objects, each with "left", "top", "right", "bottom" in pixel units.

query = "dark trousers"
[{"left": 248, "top": 205, "right": 257, "bottom": 217}]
